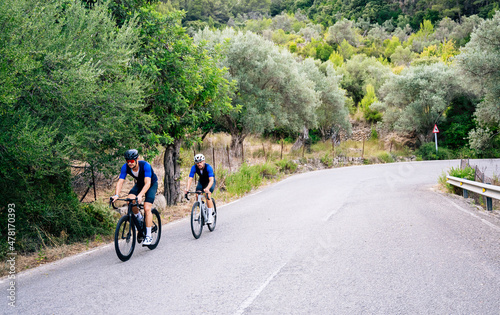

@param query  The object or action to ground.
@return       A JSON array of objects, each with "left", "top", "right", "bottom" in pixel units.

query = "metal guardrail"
[{"left": 446, "top": 175, "right": 500, "bottom": 211}]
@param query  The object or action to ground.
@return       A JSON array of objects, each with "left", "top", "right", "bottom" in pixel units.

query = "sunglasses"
[{"left": 126, "top": 160, "right": 136, "bottom": 164}]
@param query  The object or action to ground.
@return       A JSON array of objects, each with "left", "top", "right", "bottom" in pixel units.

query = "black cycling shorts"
[
  {"left": 129, "top": 181, "right": 158, "bottom": 204},
  {"left": 196, "top": 179, "right": 216, "bottom": 193}
]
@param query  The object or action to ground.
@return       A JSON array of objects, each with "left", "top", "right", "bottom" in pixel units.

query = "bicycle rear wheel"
[
  {"left": 190, "top": 202, "right": 203, "bottom": 239},
  {"left": 114, "top": 215, "right": 136, "bottom": 261},
  {"left": 207, "top": 199, "right": 217, "bottom": 232},
  {"left": 147, "top": 208, "right": 162, "bottom": 250}
]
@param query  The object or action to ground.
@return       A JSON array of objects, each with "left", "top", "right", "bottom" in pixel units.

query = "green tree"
[
  {"left": 0, "top": 0, "right": 144, "bottom": 255},
  {"left": 384, "top": 36, "right": 401, "bottom": 60},
  {"left": 326, "top": 18, "right": 360, "bottom": 47},
  {"left": 374, "top": 63, "right": 462, "bottom": 144},
  {"left": 135, "top": 7, "right": 233, "bottom": 205},
  {"left": 390, "top": 46, "right": 415, "bottom": 66},
  {"left": 338, "top": 54, "right": 391, "bottom": 105},
  {"left": 195, "top": 29, "right": 319, "bottom": 151},
  {"left": 316, "top": 43, "right": 334, "bottom": 62},
  {"left": 329, "top": 50, "right": 344, "bottom": 68},
  {"left": 455, "top": 10, "right": 500, "bottom": 153},
  {"left": 298, "top": 59, "right": 351, "bottom": 139},
  {"left": 360, "top": 84, "right": 382, "bottom": 122}
]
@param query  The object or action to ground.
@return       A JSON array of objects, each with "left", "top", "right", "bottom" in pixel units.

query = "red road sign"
[{"left": 433, "top": 124, "right": 439, "bottom": 133}]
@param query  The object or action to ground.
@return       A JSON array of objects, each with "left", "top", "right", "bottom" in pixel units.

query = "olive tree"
[
  {"left": 195, "top": 28, "right": 319, "bottom": 151},
  {"left": 298, "top": 59, "right": 351, "bottom": 140},
  {"left": 337, "top": 54, "right": 392, "bottom": 105},
  {"left": 455, "top": 11, "right": 500, "bottom": 153},
  {"left": 326, "top": 18, "right": 360, "bottom": 47},
  {"left": 374, "top": 63, "right": 462, "bottom": 143}
]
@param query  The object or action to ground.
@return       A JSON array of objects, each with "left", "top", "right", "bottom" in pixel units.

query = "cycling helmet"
[
  {"left": 124, "top": 149, "right": 139, "bottom": 160},
  {"left": 194, "top": 153, "right": 205, "bottom": 163}
]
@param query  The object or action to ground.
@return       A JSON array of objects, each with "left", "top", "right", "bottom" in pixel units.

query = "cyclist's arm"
[
  {"left": 112, "top": 178, "right": 125, "bottom": 202},
  {"left": 112, "top": 164, "right": 128, "bottom": 201}
]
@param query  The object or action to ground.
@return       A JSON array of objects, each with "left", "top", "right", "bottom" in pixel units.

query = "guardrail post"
[
  {"left": 461, "top": 177, "right": 469, "bottom": 198},
  {"left": 486, "top": 183, "right": 493, "bottom": 211}
]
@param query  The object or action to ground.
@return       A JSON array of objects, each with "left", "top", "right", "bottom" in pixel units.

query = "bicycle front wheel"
[
  {"left": 114, "top": 215, "right": 136, "bottom": 261},
  {"left": 207, "top": 199, "right": 217, "bottom": 232},
  {"left": 190, "top": 202, "right": 203, "bottom": 239},
  {"left": 147, "top": 208, "right": 162, "bottom": 250}
]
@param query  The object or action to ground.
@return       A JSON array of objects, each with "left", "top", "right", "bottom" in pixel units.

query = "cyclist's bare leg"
[
  {"left": 144, "top": 202, "right": 153, "bottom": 228},
  {"left": 206, "top": 192, "right": 214, "bottom": 209}
]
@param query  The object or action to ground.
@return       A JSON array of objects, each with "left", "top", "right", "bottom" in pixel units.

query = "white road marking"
[{"left": 235, "top": 262, "right": 287, "bottom": 315}]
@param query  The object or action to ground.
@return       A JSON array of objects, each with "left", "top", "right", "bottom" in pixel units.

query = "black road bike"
[
  {"left": 110, "top": 197, "right": 161, "bottom": 261},
  {"left": 185, "top": 191, "right": 217, "bottom": 239}
]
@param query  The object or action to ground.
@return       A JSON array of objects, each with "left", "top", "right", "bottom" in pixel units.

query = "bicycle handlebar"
[
  {"left": 109, "top": 197, "right": 143, "bottom": 210},
  {"left": 184, "top": 191, "right": 208, "bottom": 201}
]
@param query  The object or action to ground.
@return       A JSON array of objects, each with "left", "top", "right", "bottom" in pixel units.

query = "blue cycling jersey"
[
  {"left": 189, "top": 163, "right": 214, "bottom": 178},
  {"left": 189, "top": 163, "right": 214, "bottom": 188},
  {"left": 119, "top": 160, "right": 157, "bottom": 187}
]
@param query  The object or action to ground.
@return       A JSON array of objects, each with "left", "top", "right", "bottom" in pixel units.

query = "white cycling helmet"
[{"left": 194, "top": 153, "right": 205, "bottom": 163}]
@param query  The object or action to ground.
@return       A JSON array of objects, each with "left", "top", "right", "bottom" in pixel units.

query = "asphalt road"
[{"left": 2, "top": 160, "right": 500, "bottom": 314}]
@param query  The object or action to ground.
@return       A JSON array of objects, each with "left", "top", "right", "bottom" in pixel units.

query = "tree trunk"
[
  {"left": 291, "top": 126, "right": 309, "bottom": 152},
  {"left": 163, "top": 138, "right": 181, "bottom": 206},
  {"left": 230, "top": 133, "right": 246, "bottom": 157}
]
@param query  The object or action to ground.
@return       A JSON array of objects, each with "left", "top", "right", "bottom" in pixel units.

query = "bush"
[
  {"left": 417, "top": 142, "right": 454, "bottom": 160},
  {"left": 257, "top": 163, "right": 278, "bottom": 177},
  {"left": 225, "top": 164, "right": 267, "bottom": 196},
  {"left": 275, "top": 159, "right": 298, "bottom": 173},
  {"left": 440, "top": 166, "right": 475, "bottom": 194},
  {"left": 0, "top": 174, "right": 115, "bottom": 259},
  {"left": 320, "top": 153, "right": 333, "bottom": 167},
  {"left": 377, "top": 152, "right": 394, "bottom": 163}
]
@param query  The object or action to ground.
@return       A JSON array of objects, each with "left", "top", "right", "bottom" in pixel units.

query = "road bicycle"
[
  {"left": 185, "top": 191, "right": 217, "bottom": 239},
  {"left": 110, "top": 197, "right": 161, "bottom": 261}
]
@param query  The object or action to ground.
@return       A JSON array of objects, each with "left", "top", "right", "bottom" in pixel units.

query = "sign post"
[{"left": 433, "top": 124, "right": 439, "bottom": 153}]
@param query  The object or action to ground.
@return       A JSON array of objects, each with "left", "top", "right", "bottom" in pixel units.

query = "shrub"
[
  {"left": 448, "top": 166, "right": 475, "bottom": 180},
  {"left": 377, "top": 152, "right": 394, "bottom": 163},
  {"left": 417, "top": 142, "right": 454, "bottom": 160},
  {"left": 0, "top": 175, "right": 115, "bottom": 259},
  {"left": 320, "top": 153, "right": 333, "bottom": 167},
  {"left": 440, "top": 166, "right": 475, "bottom": 194},
  {"left": 257, "top": 163, "right": 278, "bottom": 177},
  {"left": 275, "top": 159, "right": 298, "bottom": 173},
  {"left": 225, "top": 163, "right": 279, "bottom": 196}
]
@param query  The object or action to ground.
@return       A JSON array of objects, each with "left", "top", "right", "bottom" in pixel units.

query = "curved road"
[{"left": 2, "top": 160, "right": 500, "bottom": 314}]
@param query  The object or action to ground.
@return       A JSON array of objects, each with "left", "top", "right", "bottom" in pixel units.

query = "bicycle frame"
[
  {"left": 112, "top": 198, "right": 145, "bottom": 236},
  {"left": 186, "top": 191, "right": 209, "bottom": 223}
]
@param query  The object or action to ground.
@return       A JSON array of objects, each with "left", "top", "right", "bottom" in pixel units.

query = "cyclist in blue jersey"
[
  {"left": 184, "top": 154, "right": 216, "bottom": 224},
  {"left": 111, "top": 149, "right": 158, "bottom": 245}
]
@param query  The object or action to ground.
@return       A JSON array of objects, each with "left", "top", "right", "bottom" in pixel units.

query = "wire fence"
[
  {"left": 71, "top": 164, "right": 115, "bottom": 203},
  {"left": 70, "top": 137, "right": 405, "bottom": 203}
]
